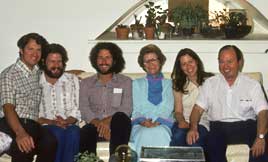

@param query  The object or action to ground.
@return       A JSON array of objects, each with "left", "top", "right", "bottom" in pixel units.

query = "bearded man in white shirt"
[
  {"left": 38, "top": 43, "right": 81, "bottom": 162},
  {"left": 187, "top": 45, "right": 268, "bottom": 162}
]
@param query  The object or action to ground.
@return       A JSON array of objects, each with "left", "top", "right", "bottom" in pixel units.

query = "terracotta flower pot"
[{"left": 116, "top": 27, "right": 130, "bottom": 39}]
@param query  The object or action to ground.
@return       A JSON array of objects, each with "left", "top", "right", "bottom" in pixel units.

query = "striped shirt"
[
  {"left": 0, "top": 59, "right": 42, "bottom": 120},
  {"left": 39, "top": 72, "right": 81, "bottom": 121}
]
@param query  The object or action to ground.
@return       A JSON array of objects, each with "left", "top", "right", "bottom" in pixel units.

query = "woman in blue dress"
[{"left": 129, "top": 44, "right": 174, "bottom": 157}]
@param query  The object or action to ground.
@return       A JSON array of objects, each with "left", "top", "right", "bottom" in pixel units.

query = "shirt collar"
[
  {"left": 93, "top": 73, "right": 118, "bottom": 87},
  {"left": 219, "top": 72, "right": 241, "bottom": 88},
  {"left": 40, "top": 72, "right": 67, "bottom": 86},
  {"left": 15, "top": 58, "right": 39, "bottom": 77}
]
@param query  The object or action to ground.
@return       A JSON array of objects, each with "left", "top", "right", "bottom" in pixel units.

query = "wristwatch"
[{"left": 258, "top": 134, "right": 265, "bottom": 139}]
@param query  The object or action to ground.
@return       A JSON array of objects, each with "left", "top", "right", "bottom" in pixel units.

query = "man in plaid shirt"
[{"left": 0, "top": 33, "right": 57, "bottom": 162}]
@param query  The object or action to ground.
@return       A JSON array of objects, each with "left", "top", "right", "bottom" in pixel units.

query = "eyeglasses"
[{"left": 143, "top": 58, "right": 159, "bottom": 65}]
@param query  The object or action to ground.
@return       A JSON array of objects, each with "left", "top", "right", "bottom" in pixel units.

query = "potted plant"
[
  {"left": 115, "top": 24, "right": 130, "bottom": 40},
  {"left": 156, "top": 7, "right": 171, "bottom": 39},
  {"left": 130, "top": 14, "right": 144, "bottom": 39},
  {"left": 143, "top": 1, "right": 169, "bottom": 39},
  {"left": 75, "top": 151, "right": 103, "bottom": 162},
  {"left": 211, "top": 9, "right": 251, "bottom": 39},
  {"left": 143, "top": 1, "right": 158, "bottom": 39},
  {"left": 143, "top": 1, "right": 171, "bottom": 39},
  {"left": 224, "top": 10, "right": 252, "bottom": 38},
  {"left": 194, "top": 5, "right": 209, "bottom": 33},
  {"left": 171, "top": 5, "right": 207, "bottom": 36}
]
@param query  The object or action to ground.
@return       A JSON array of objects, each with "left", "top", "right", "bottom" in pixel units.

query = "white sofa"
[
  {"left": 76, "top": 71, "right": 264, "bottom": 162},
  {"left": 0, "top": 132, "right": 12, "bottom": 154},
  {"left": 0, "top": 71, "right": 264, "bottom": 162}
]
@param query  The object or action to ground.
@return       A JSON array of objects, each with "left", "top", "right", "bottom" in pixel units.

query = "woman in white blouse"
[{"left": 170, "top": 48, "right": 213, "bottom": 160}]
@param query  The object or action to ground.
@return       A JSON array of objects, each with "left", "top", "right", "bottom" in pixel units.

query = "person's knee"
[
  {"left": 44, "top": 125, "right": 65, "bottom": 139},
  {"left": 66, "top": 125, "right": 80, "bottom": 137},
  {"left": 171, "top": 126, "right": 187, "bottom": 138},
  {"left": 80, "top": 124, "right": 98, "bottom": 144},
  {"left": 170, "top": 128, "right": 187, "bottom": 146},
  {"left": 81, "top": 124, "right": 97, "bottom": 135},
  {"left": 172, "top": 130, "right": 186, "bottom": 140},
  {"left": 112, "top": 112, "right": 130, "bottom": 122},
  {"left": 40, "top": 129, "right": 58, "bottom": 151},
  {"left": 111, "top": 112, "right": 131, "bottom": 129},
  {"left": 47, "top": 133, "right": 58, "bottom": 149}
]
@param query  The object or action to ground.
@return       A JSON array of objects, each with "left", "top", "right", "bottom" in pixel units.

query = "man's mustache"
[
  {"left": 99, "top": 64, "right": 110, "bottom": 66},
  {"left": 51, "top": 67, "right": 62, "bottom": 71}
]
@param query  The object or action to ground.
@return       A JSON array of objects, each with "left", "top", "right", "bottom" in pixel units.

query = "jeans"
[
  {"left": 170, "top": 123, "right": 208, "bottom": 147},
  {"left": 43, "top": 125, "right": 80, "bottom": 162},
  {"left": 170, "top": 123, "right": 209, "bottom": 161}
]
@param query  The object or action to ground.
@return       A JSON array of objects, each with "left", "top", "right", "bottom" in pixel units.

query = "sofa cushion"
[{"left": 0, "top": 131, "right": 12, "bottom": 154}]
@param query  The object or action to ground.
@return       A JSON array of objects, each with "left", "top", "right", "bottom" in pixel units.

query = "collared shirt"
[
  {"left": 79, "top": 73, "right": 132, "bottom": 123},
  {"left": 182, "top": 80, "right": 209, "bottom": 130},
  {"left": 196, "top": 73, "right": 268, "bottom": 122},
  {"left": 0, "top": 59, "right": 41, "bottom": 120},
  {"left": 39, "top": 72, "right": 81, "bottom": 121}
]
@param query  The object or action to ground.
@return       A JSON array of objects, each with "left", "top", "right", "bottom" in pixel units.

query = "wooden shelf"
[{"left": 97, "top": 31, "right": 268, "bottom": 40}]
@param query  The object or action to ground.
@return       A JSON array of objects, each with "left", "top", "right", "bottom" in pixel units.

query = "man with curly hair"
[{"left": 79, "top": 42, "right": 132, "bottom": 156}]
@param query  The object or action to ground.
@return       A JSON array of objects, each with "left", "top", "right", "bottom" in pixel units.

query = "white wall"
[
  {"left": 0, "top": 0, "right": 268, "bottom": 93},
  {"left": 248, "top": 0, "right": 268, "bottom": 18},
  {"left": 1, "top": 0, "right": 268, "bottom": 71},
  {"left": 0, "top": 0, "right": 139, "bottom": 72}
]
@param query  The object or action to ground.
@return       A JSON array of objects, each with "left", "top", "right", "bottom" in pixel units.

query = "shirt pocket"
[
  {"left": 89, "top": 93, "right": 103, "bottom": 110},
  {"left": 111, "top": 93, "right": 122, "bottom": 107},
  {"left": 29, "top": 87, "right": 42, "bottom": 107},
  {"left": 239, "top": 98, "right": 253, "bottom": 113},
  {"left": 16, "top": 91, "right": 28, "bottom": 106}
]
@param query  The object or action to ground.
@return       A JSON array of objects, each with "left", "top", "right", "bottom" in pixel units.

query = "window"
[{"left": 96, "top": 0, "right": 268, "bottom": 40}]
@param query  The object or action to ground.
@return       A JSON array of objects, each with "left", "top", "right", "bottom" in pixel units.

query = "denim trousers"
[
  {"left": 43, "top": 124, "right": 80, "bottom": 162},
  {"left": 170, "top": 122, "right": 209, "bottom": 161}
]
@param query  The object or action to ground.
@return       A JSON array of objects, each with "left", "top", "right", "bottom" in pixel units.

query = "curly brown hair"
[{"left": 89, "top": 42, "right": 125, "bottom": 74}]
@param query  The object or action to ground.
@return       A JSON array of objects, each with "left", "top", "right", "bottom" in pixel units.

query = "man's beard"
[
  {"left": 44, "top": 66, "right": 64, "bottom": 78},
  {"left": 96, "top": 64, "right": 114, "bottom": 75}
]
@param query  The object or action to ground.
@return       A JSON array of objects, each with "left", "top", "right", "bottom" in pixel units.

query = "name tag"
[{"left": 113, "top": 88, "right": 122, "bottom": 94}]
